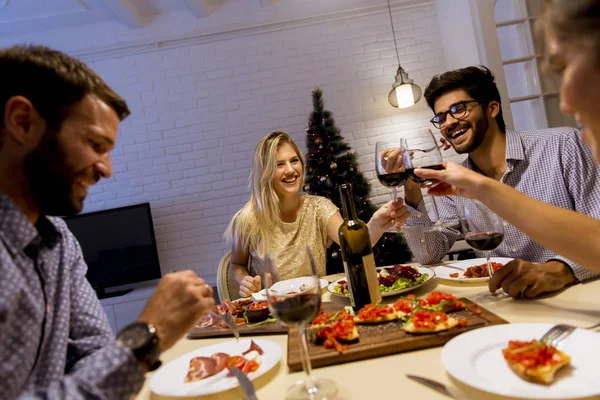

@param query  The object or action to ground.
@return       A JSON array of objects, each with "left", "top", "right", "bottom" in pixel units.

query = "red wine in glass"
[
  {"left": 376, "top": 171, "right": 408, "bottom": 188},
  {"left": 406, "top": 164, "right": 445, "bottom": 185},
  {"left": 465, "top": 232, "right": 504, "bottom": 251},
  {"left": 269, "top": 293, "right": 321, "bottom": 325}
]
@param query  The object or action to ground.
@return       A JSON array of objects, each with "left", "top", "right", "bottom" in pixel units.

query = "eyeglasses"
[{"left": 430, "top": 100, "right": 481, "bottom": 129}]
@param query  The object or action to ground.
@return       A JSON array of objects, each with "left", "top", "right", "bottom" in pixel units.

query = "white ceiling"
[
  {"left": 0, "top": 0, "right": 238, "bottom": 35},
  {"left": 0, "top": 0, "right": 408, "bottom": 39}
]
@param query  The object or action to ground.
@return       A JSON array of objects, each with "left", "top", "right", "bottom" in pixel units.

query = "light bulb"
[{"left": 395, "top": 84, "right": 415, "bottom": 108}]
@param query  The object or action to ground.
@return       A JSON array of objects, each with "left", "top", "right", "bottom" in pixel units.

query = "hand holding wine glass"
[
  {"left": 264, "top": 247, "right": 337, "bottom": 400},
  {"left": 402, "top": 129, "right": 451, "bottom": 231},
  {"left": 461, "top": 200, "right": 507, "bottom": 302},
  {"left": 375, "top": 139, "right": 410, "bottom": 231}
]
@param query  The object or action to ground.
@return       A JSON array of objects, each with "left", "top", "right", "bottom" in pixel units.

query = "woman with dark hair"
[{"left": 415, "top": 0, "right": 600, "bottom": 296}]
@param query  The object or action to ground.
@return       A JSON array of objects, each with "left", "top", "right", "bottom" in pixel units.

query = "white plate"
[
  {"left": 441, "top": 323, "right": 600, "bottom": 399},
  {"left": 150, "top": 338, "right": 282, "bottom": 397},
  {"left": 327, "top": 266, "right": 435, "bottom": 298},
  {"left": 435, "top": 257, "right": 513, "bottom": 283},
  {"left": 251, "top": 277, "right": 329, "bottom": 302}
]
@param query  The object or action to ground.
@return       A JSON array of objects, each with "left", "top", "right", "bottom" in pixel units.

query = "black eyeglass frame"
[{"left": 430, "top": 100, "right": 482, "bottom": 129}]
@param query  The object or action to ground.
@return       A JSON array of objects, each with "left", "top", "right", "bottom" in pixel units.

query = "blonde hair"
[{"left": 225, "top": 131, "right": 305, "bottom": 256}]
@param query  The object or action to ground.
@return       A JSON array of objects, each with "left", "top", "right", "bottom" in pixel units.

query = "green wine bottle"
[{"left": 337, "top": 184, "right": 381, "bottom": 310}]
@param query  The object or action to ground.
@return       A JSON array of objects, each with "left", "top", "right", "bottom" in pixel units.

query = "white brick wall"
[{"left": 3, "top": 2, "right": 467, "bottom": 286}]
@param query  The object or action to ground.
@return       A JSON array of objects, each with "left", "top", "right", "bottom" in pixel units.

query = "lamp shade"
[{"left": 388, "top": 66, "right": 422, "bottom": 108}]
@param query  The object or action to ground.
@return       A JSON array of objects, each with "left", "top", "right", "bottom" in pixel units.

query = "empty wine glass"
[
  {"left": 402, "top": 129, "right": 452, "bottom": 231},
  {"left": 461, "top": 200, "right": 507, "bottom": 302},
  {"left": 375, "top": 138, "right": 411, "bottom": 231},
  {"left": 264, "top": 247, "right": 337, "bottom": 400}
]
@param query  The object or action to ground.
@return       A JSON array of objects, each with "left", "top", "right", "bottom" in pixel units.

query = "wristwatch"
[{"left": 117, "top": 322, "right": 162, "bottom": 372}]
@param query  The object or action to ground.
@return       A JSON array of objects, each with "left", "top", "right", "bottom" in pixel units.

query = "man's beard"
[
  {"left": 449, "top": 117, "right": 489, "bottom": 154},
  {"left": 24, "top": 132, "right": 87, "bottom": 217}
]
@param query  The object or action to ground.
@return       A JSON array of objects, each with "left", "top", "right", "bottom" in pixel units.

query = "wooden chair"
[{"left": 216, "top": 251, "right": 241, "bottom": 302}]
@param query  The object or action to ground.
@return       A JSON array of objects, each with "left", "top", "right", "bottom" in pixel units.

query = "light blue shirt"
[{"left": 405, "top": 127, "right": 600, "bottom": 282}]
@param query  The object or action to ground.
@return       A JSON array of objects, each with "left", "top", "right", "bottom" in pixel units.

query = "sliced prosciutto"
[
  {"left": 211, "top": 352, "right": 230, "bottom": 374},
  {"left": 184, "top": 356, "right": 217, "bottom": 382},
  {"left": 242, "top": 340, "right": 264, "bottom": 356}
]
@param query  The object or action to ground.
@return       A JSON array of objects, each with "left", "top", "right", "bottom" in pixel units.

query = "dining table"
[{"left": 135, "top": 262, "right": 600, "bottom": 400}]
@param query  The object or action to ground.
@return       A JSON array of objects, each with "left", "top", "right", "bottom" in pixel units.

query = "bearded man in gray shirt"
[{"left": 0, "top": 45, "right": 215, "bottom": 399}]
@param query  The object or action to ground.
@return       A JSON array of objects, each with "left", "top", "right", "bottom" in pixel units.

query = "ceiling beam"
[
  {"left": 184, "top": 0, "right": 208, "bottom": 18},
  {"left": 104, "top": 0, "right": 145, "bottom": 28}
]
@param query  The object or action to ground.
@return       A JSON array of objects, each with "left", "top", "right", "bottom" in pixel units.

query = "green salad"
[{"left": 333, "top": 266, "right": 429, "bottom": 295}]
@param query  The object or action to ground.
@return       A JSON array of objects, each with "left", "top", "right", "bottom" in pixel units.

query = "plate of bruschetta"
[{"left": 441, "top": 323, "right": 600, "bottom": 399}]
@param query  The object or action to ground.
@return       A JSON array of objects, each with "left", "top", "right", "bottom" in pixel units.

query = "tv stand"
[{"left": 96, "top": 287, "right": 134, "bottom": 299}]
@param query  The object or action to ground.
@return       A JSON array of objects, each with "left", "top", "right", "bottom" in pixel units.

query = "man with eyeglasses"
[{"left": 403, "top": 66, "right": 600, "bottom": 298}]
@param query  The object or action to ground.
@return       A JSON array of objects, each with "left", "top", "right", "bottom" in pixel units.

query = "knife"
[
  {"left": 230, "top": 367, "right": 259, "bottom": 400},
  {"left": 405, "top": 374, "right": 470, "bottom": 400}
]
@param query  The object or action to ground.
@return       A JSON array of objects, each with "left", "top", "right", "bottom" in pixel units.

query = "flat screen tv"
[{"left": 64, "top": 203, "right": 162, "bottom": 299}]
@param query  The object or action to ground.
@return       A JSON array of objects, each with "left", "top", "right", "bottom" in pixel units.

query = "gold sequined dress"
[{"left": 249, "top": 194, "right": 339, "bottom": 280}]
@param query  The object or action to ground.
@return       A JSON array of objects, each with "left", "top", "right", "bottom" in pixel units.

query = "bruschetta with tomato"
[{"left": 502, "top": 340, "right": 571, "bottom": 384}]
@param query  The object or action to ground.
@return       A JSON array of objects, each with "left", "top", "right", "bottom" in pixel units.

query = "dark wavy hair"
[
  {"left": 0, "top": 44, "right": 129, "bottom": 148},
  {"left": 424, "top": 66, "right": 506, "bottom": 133}
]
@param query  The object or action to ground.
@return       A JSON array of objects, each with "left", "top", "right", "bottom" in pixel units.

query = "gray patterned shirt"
[
  {"left": 0, "top": 193, "right": 145, "bottom": 399},
  {"left": 405, "top": 127, "right": 600, "bottom": 282}
]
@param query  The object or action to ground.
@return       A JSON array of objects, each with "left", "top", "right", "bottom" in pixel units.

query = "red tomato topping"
[
  {"left": 393, "top": 298, "right": 416, "bottom": 314},
  {"left": 502, "top": 340, "right": 564, "bottom": 368},
  {"left": 356, "top": 303, "right": 395, "bottom": 320},
  {"left": 247, "top": 301, "right": 268, "bottom": 310},
  {"left": 411, "top": 310, "right": 449, "bottom": 329}
]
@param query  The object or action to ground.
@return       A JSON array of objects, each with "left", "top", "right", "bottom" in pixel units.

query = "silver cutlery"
[
  {"left": 230, "top": 366, "right": 259, "bottom": 400},
  {"left": 539, "top": 323, "right": 575, "bottom": 347},
  {"left": 412, "top": 144, "right": 445, "bottom": 153},
  {"left": 211, "top": 312, "right": 240, "bottom": 344},
  {"left": 406, "top": 375, "right": 470, "bottom": 400}
]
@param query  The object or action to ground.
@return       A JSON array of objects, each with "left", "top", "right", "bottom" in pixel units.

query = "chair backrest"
[{"left": 216, "top": 251, "right": 241, "bottom": 302}]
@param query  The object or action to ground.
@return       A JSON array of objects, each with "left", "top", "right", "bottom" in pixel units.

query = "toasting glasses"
[
  {"left": 375, "top": 138, "right": 411, "bottom": 232},
  {"left": 402, "top": 129, "right": 452, "bottom": 231},
  {"left": 461, "top": 200, "right": 508, "bottom": 302},
  {"left": 264, "top": 247, "right": 337, "bottom": 400}
]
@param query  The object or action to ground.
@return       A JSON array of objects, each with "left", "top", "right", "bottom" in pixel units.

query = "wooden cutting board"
[
  {"left": 188, "top": 320, "right": 288, "bottom": 339},
  {"left": 287, "top": 298, "right": 508, "bottom": 371}
]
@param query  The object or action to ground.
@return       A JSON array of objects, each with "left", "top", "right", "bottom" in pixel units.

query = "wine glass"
[
  {"left": 402, "top": 129, "right": 452, "bottom": 231},
  {"left": 375, "top": 139, "right": 411, "bottom": 231},
  {"left": 461, "top": 200, "right": 507, "bottom": 302},
  {"left": 264, "top": 247, "right": 337, "bottom": 400}
]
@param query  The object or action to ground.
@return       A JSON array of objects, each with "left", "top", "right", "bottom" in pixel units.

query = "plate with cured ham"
[
  {"left": 441, "top": 323, "right": 600, "bottom": 399},
  {"left": 327, "top": 265, "right": 435, "bottom": 298},
  {"left": 150, "top": 338, "right": 282, "bottom": 397},
  {"left": 434, "top": 257, "right": 513, "bottom": 283}
]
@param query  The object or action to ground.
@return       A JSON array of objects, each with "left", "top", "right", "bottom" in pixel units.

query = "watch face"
[{"left": 118, "top": 323, "right": 151, "bottom": 349}]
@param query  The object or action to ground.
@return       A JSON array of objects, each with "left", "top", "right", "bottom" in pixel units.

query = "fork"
[
  {"left": 412, "top": 144, "right": 445, "bottom": 153},
  {"left": 539, "top": 324, "right": 576, "bottom": 347},
  {"left": 211, "top": 312, "right": 240, "bottom": 345}
]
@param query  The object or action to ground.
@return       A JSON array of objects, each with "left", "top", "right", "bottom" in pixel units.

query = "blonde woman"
[
  {"left": 415, "top": 0, "right": 600, "bottom": 298},
  {"left": 225, "top": 131, "right": 409, "bottom": 298}
]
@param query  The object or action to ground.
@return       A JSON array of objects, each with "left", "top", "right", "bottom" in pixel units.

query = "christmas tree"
[{"left": 304, "top": 88, "right": 412, "bottom": 274}]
